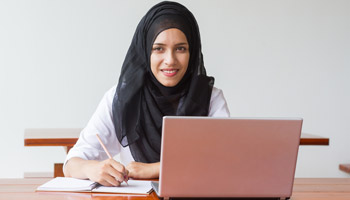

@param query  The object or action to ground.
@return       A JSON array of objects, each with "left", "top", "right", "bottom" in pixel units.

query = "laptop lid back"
[{"left": 158, "top": 117, "right": 302, "bottom": 198}]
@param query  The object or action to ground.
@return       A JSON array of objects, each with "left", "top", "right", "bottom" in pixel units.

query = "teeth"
[{"left": 162, "top": 70, "right": 177, "bottom": 74}]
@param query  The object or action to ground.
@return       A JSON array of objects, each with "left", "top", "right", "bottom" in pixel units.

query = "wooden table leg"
[{"left": 54, "top": 163, "right": 64, "bottom": 177}]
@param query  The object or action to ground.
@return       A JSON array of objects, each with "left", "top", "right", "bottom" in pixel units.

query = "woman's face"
[{"left": 150, "top": 28, "right": 190, "bottom": 87}]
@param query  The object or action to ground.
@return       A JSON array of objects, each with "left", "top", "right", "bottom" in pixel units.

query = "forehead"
[{"left": 153, "top": 28, "right": 188, "bottom": 44}]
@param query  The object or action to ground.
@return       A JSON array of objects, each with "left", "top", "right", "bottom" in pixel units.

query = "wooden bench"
[
  {"left": 24, "top": 128, "right": 81, "bottom": 177},
  {"left": 339, "top": 164, "right": 350, "bottom": 174},
  {"left": 24, "top": 129, "right": 330, "bottom": 177}
]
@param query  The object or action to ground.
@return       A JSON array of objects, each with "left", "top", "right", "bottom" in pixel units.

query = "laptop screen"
[{"left": 157, "top": 117, "right": 302, "bottom": 198}]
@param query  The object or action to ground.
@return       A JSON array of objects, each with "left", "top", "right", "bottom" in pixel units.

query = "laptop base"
[{"left": 151, "top": 181, "right": 289, "bottom": 200}]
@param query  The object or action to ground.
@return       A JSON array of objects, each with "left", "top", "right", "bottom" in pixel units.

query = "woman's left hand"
[{"left": 126, "top": 162, "right": 160, "bottom": 179}]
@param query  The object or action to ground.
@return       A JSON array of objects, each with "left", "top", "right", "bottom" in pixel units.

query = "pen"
[{"left": 96, "top": 133, "right": 129, "bottom": 186}]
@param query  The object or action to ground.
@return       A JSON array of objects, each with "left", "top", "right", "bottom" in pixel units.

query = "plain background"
[{"left": 0, "top": 0, "right": 349, "bottom": 178}]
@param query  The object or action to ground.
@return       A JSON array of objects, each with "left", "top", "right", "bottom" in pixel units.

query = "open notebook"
[{"left": 37, "top": 177, "right": 153, "bottom": 194}]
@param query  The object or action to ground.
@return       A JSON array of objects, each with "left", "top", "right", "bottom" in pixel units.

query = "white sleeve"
[
  {"left": 208, "top": 87, "right": 230, "bottom": 117},
  {"left": 64, "top": 86, "right": 121, "bottom": 164}
]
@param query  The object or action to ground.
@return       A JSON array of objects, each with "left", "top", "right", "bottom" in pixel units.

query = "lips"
[{"left": 161, "top": 69, "right": 179, "bottom": 77}]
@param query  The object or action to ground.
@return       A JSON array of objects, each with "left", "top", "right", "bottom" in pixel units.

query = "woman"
[{"left": 64, "top": 1, "right": 230, "bottom": 187}]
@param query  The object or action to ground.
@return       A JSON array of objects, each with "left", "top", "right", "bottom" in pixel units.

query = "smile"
[{"left": 161, "top": 69, "right": 179, "bottom": 77}]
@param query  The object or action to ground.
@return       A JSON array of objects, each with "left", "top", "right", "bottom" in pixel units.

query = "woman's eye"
[
  {"left": 152, "top": 47, "right": 163, "bottom": 52},
  {"left": 176, "top": 47, "right": 187, "bottom": 51}
]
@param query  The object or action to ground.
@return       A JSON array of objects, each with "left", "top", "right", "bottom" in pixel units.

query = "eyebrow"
[{"left": 153, "top": 42, "right": 188, "bottom": 46}]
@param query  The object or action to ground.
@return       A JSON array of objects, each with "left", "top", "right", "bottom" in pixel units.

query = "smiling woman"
[
  {"left": 151, "top": 28, "right": 190, "bottom": 87},
  {"left": 63, "top": 1, "right": 230, "bottom": 187}
]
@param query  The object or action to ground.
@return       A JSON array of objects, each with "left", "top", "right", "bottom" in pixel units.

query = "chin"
[{"left": 161, "top": 81, "right": 178, "bottom": 87}]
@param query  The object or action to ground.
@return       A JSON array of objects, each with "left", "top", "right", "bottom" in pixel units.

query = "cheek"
[
  {"left": 150, "top": 54, "right": 161, "bottom": 74},
  {"left": 180, "top": 53, "right": 190, "bottom": 71}
]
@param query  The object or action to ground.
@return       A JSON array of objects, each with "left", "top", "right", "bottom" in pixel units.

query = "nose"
[{"left": 164, "top": 51, "right": 176, "bottom": 66}]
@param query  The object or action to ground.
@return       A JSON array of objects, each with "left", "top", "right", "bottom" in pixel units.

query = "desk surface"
[
  {"left": 24, "top": 129, "right": 330, "bottom": 147},
  {"left": 1, "top": 178, "right": 349, "bottom": 200}
]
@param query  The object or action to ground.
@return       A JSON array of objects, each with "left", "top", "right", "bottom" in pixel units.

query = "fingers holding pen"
[
  {"left": 86, "top": 159, "right": 127, "bottom": 187},
  {"left": 108, "top": 159, "right": 128, "bottom": 184},
  {"left": 95, "top": 133, "right": 128, "bottom": 185}
]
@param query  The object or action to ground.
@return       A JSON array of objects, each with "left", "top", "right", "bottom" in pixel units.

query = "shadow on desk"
[
  {"left": 2, "top": 178, "right": 350, "bottom": 200},
  {"left": 164, "top": 198, "right": 281, "bottom": 200}
]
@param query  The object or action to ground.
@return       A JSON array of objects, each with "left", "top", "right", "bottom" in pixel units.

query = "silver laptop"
[{"left": 152, "top": 117, "right": 303, "bottom": 200}]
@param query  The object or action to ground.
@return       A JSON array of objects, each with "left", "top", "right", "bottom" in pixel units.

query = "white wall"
[{"left": 0, "top": 0, "right": 349, "bottom": 178}]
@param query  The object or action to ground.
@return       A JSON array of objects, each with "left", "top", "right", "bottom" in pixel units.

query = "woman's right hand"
[
  {"left": 64, "top": 157, "right": 128, "bottom": 187},
  {"left": 85, "top": 159, "right": 128, "bottom": 186}
]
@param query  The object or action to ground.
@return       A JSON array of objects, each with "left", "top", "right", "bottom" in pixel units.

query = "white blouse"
[{"left": 65, "top": 85, "right": 230, "bottom": 166}]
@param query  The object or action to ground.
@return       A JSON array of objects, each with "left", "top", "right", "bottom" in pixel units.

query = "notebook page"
[
  {"left": 92, "top": 180, "right": 153, "bottom": 194},
  {"left": 37, "top": 177, "right": 97, "bottom": 192}
]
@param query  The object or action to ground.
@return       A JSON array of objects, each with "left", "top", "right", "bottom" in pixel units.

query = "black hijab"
[{"left": 112, "top": 1, "right": 214, "bottom": 163}]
